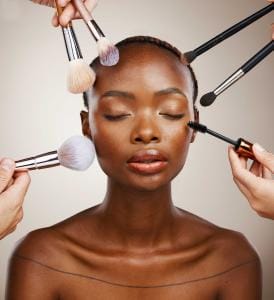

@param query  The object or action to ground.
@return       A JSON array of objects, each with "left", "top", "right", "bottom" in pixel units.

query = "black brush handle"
[
  {"left": 242, "top": 40, "right": 273, "bottom": 73},
  {"left": 193, "top": 3, "right": 273, "bottom": 57}
]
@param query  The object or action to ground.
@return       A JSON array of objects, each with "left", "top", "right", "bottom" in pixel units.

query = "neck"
[{"left": 97, "top": 178, "right": 179, "bottom": 252}]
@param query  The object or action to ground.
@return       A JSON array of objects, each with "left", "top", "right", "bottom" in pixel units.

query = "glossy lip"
[{"left": 127, "top": 149, "right": 168, "bottom": 175}]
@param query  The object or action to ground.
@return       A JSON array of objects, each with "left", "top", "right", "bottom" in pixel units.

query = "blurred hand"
[
  {"left": 228, "top": 144, "right": 274, "bottom": 219},
  {"left": 31, "top": 0, "right": 98, "bottom": 27},
  {"left": 267, "top": 0, "right": 274, "bottom": 39},
  {"left": 0, "top": 158, "right": 30, "bottom": 240}
]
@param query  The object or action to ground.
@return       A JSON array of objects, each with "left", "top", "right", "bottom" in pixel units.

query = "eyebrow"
[
  {"left": 155, "top": 87, "right": 187, "bottom": 98},
  {"left": 100, "top": 90, "right": 135, "bottom": 100},
  {"left": 100, "top": 87, "right": 187, "bottom": 101}
]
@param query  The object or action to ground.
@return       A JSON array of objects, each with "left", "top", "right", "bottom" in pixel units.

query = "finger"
[
  {"left": 239, "top": 155, "right": 248, "bottom": 169},
  {"left": 253, "top": 143, "right": 274, "bottom": 173},
  {"left": 6, "top": 178, "right": 15, "bottom": 191},
  {"left": 228, "top": 146, "right": 260, "bottom": 189},
  {"left": 0, "top": 159, "right": 15, "bottom": 193},
  {"left": 233, "top": 177, "right": 253, "bottom": 204},
  {"left": 2, "top": 172, "right": 31, "bottom": 206},
  {"left": 249, "top": 160, "right": 262, "bottom": 177},
  {"left": 262, "top": 166, "right": 272, "bottom": 180},
  {"left": 59, "top": 3, "right": 77, "bottom": 26},
  {"left": 52, "top": 12, "right": 59, "bottom": 27}
]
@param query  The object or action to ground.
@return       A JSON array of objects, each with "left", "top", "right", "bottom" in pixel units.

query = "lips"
[{"left": 127, "top": 149, "right": 168, "bottom": 175}]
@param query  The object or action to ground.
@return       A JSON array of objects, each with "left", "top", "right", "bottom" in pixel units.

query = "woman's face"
[{"left": 84, "top": 44, "right": 197, "bottom": 191}]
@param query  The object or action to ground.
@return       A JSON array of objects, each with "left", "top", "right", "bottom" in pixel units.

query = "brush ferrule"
[
  {"left": 87, "top": 20, "right": 105, "bottom": 41},
  {"left": 62, "top": 26, "right": 83, "bottom": 61},
  {"left": 15, "top": 151, "right": 60, "bottom": 171},
  {"left": 214, "top": 69, "right": 244, "bottom": 96}
]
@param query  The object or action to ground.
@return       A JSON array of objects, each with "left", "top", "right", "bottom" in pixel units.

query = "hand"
[
  {"left": 228, "top": 144, "right": 274, "bottom": 219},
  {"left": 31, "top": 0, "right": 98, "bottom": 27},
  {"left": 268, "top": 0, "right": 274, "bottom": 39},
  {"left": 0, "top": 158, "right": 31, "bottom": 240}
]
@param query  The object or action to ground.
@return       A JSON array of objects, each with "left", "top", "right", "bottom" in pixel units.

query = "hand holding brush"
[{"left": 31, "top": 0, "right": 98, "bottom": 27}]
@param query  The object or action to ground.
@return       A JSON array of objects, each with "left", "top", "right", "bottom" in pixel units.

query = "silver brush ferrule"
[
  {"left": 87, "top": 20, "right": 105, "bottom": 41},
  {"left": 62, "top": 26, "right": 83, "bottom": 61},
  {"left": 214, "top": 69, "right": 245, "bottom": 96},
  {"left": 15, "top": 151, "right": 60, "bottom": 171}
]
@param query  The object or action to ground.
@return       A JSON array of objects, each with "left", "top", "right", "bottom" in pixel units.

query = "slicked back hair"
[{"left": 83, "top": 36, "right": 198, "bottom": 109}]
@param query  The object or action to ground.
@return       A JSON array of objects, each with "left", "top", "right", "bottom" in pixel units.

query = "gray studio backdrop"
[{"left": 0, "top": 0, "right": 273, "bottom": 299}]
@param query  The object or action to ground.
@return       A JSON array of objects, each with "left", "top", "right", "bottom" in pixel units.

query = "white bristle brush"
[
  {"left": 54, "top": 0, "right": 95, "bottom": 94},
  {"left": 15, "top": 135, "right": 95, "bottom": 171},
  {"left": 72, "top": 0, "right": 119, "bottom": 66}
]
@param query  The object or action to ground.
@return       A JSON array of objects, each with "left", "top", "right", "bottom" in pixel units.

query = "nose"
[{"left": 130, "top": 114, "right": 161, "bottom": 145}]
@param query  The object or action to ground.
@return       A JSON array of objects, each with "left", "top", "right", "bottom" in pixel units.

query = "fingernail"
[
  {"left": 0, "top": 159, "right": 14, "bottom": 171},
  {"left": 253, "top": 143, "right": 265, "bottom": 153}
]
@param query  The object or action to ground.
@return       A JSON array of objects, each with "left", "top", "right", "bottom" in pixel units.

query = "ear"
[
  {"left": 190, "top": 106, "right": 199, "bottom": 143},
  {"left": 80, "top": 110, "right": 92, "bottom": 139}
]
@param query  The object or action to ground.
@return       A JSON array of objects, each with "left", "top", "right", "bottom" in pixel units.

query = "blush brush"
[
  {"left": 15, "top": 135, "right": 95, "bottom": 171},
  {"left": 182, "top": 3, "right": 273, "bottom": 64},
  {"left": 72, "top": 0, "right": 119, "bottom": 66},
  {"left": 200, "top": 40, "right": 273, "bottom": 107},
  {"left": 188, "top": 121, "right": 256, "bottom": 161},
  {"left": 54, "top": 0, "right": 95, "bottom": 93}
]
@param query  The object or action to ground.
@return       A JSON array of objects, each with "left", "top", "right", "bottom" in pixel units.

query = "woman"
[{"left": 6, "top": 36, "right": 261, "bottom": 299}]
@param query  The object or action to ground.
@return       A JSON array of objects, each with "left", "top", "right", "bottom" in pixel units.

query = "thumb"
[
  {"left": 253, "top": 143, "right": 274, "bottom": 173},
  {"left": 0, "top": 158, "right": 15, "bottom": 193}
]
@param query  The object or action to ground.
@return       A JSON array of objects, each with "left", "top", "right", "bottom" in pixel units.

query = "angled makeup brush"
[
  {"left": 15, "top": 135, "right": 95, "bottom": 171},
  {"left": 54, "top": 0, "right": 95, "bottom": 94},
  {"left": 188, "top": 121, "right": 256, "bottom": 161},
  {"left": 200, "top": 40, "right": 273, "bottom": 107},
  {"left": 72, "top": 0, "right": 119, "bottom": 66},
  {"left": 182, "top": 3, "right": 274, "bottom": 64}
]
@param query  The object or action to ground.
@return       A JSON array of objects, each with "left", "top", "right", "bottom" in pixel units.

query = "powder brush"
[
  {"left": 72, "top": 0, "right": 119, "bottom": 66},
  {"left": 200, "top": 40, "right": 273, "bottom": 107},
  {"left": 54, "top": 0, "right": 95, "bottom": 94},
  {"left": 182, "top": 3, "right": 273, "bottom": 64},
  {"left": 15, "top": 135, "right": 95, "bottom": 171},
  {"left": 188, "top": 121, "right": 256, "bottom": 161}
]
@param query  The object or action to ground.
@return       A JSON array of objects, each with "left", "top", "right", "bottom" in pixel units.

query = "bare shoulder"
[
  {"left": 179, "top": 209, "right": 259, "bottom": 264},
  {"left": 10, "top": 204, "right": 101, "bottom": 267}
]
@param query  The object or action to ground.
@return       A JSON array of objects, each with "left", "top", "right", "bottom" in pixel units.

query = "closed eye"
[
  {"left": 104, "top": 114, "right": 131, "bottom": 121},
  {"left": 159, "top": 113, "right": 185, "bottom": 120}
]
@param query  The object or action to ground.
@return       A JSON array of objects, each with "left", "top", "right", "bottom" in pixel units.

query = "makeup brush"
[
  {"left": 188, "top": 121, "right": 256, "bottom": 161},
  {"left": 200, "top": 40, "right": 273, "bottom": 107},
  {"left": 182, "top": 3, "right": 273, "bottom": 64},
  {"left": 72, "top": 0, "right": 119, "bottom": 66},
  {"left": 15, "top": 135, "right": 95, "bottom": 171},
  {"left": 54, "top": 0, "right": 95, "bottom": 94}
]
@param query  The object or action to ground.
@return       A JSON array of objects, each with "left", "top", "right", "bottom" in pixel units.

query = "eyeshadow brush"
[
  {"left": 72, "top": 0, "right": 119, "bottom": 66},
  {"left": 182, "top": 3, "right": 273, "bottom": 64},
  {"left": 200, "top": 40, "right": 273, "bottom": 107},
  {"left": 188, "top": 121, "right": 256, "bottom": 161}
]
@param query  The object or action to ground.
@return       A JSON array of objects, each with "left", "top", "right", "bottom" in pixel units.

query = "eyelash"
[
  {"left": 104, "top": 114, "right": 131, "bottom": 121},
  {"left": 104, "top": 113, "right": 185, "bottom": 121},
  {"left": 159, "top": 113, "right": 185, "bottom": 120}
]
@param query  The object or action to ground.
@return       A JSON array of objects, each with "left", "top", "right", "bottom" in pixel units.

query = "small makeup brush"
[
  {"left": 15, "top": 135, "right": 95, "bottom": 171},
  {"left": 200, "top": 40, "right": 273, "bottom": 107},
  {"left": 54, "top": 0, "right": 95, "bottom": 94},
  {"left": 188, "top": 121, "right": 256, "bottom": 161},
  {"left": 72, "top": 0, "right": 119, "bottom": 66},
  {"left": 182, "top": 3, "right": 273, "bottom": 64}
]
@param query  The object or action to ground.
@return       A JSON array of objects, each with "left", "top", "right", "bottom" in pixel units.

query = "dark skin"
[{"left": 6, "top": 44, "right": 261, "bottom": 299}]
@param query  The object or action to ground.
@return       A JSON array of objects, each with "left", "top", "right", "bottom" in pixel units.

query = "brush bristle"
[
  {"left": 187, "top": 121, "right": 207, "bottom": 133},
  {"left": 200, "top": 92, "right": 217, "bottom": 107},
  {"left": 67, "top": 59, "right": 96, "bottom": 94},
  {"left": 58, "top": 135, "right": 95, "bottom": 171},
  {"left": 97, "top": 37, "right": 119, "bottom": 66},
  {"left": 181, "top": 51, "right": 197, "bottom": 65}
]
